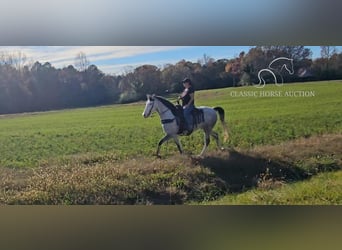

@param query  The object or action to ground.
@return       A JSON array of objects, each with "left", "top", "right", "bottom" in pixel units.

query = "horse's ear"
[{"left": 147, "top": 94, "right": 155, "bottom": 101}]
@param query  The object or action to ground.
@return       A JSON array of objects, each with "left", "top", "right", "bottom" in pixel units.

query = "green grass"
[
  {"left": 0, "top": 80, "right": 341, "bottom": 204},
  {"left": 0, "top": 80, "right": 341, "bottom": 168},
  {"left": 0, "top": 104, "right": 158, "bottom": 167},
  {"left": 196, "top": 81, "right": 342, "bottom": 147},
  {"left": 200, "top": 170, "right": 342, "bottom": 205},
  {"left": 1, "top": 133, "right": 341, "bottom": 204}
]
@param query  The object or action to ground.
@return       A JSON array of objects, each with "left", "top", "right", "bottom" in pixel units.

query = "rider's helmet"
[{"left": 182, "top": 78, "right": 192, "bottom": 85}]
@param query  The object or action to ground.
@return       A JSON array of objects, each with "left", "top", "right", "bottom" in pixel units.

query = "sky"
[{"left": 0, "top": 46, "right": 340, "bottom": 75}]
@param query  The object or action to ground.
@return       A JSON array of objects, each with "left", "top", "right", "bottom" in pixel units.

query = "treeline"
[
  {"left": 0, "top": 46, "right": 341, "bottom": 114},
  {"left": 225, "top": 46, "right": 342, "bottom": 86}
]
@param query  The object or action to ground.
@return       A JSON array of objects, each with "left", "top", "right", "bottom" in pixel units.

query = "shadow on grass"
[{"left": 198, "top": 149, "right": 316, "bottom": 193}]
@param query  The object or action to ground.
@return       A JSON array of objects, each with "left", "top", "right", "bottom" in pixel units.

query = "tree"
[
  {"left": 198, "top": 53, "right": 214, "bottom": 66},
  {"left": 240, "top": 46, "right": 313, "bottom": 84},
  {"left": 320, "top": 46, "right": 337, "bottom": 59},
  {"left": 320, "top": 46, "right": 338, "bottom": 78},
  {"left": 313, "top": 49, "right": 341, "bottom": 80},
  {"left": 225, "top": 52, "right": 245, "bottom": 87},
  {"left": 0, "top": 51, "right": 30, "bottom": 73},
  {"left": 74, "top": 52, "right": 90, "bottom": 72}
]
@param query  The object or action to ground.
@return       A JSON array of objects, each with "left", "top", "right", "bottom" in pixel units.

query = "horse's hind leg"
[
  {"left": 210, "top": 130, "right": 223, "bottom": 150},
  {"left": 199, "top": 130, "right": 211, "bottom": 157}
]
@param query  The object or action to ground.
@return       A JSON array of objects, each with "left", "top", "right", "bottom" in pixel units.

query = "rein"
[
  {"left": 155, "top": 99, "right": 175, "bottom": 124},
  {"left": 159, "top": 106, "right": 170, "bottom": 116},
  {"left": 161, "top": 118, "right": 175, "bottom": 124}
]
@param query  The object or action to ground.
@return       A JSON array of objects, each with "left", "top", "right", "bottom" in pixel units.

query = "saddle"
[{"left": 174, "top": 105, "right": 204, "bottom": 135}]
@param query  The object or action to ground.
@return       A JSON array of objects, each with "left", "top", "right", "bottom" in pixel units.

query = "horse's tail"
[{"left": 213, "top": 107, "right": 229, "bottom": 143}]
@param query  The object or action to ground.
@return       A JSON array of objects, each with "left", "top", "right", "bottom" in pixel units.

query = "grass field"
[
  {"left": 0, "top": 80, "right": 341, "bottom": 204},
  {"left": 201, "top": 170, "right": 342, "bottom": 205}
]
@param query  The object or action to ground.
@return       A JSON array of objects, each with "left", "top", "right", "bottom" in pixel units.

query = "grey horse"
[{"left": 142, "top": 95, "right": 229, "bottom": 157}]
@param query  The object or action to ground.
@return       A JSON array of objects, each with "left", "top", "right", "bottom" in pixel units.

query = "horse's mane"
[{"left": 154, "top": 96, "right": 178, "bottom": 116}]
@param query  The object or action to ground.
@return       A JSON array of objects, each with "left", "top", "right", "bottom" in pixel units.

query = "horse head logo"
[{"left": 255, "top": 57, "right": 294, "bottom": 88}]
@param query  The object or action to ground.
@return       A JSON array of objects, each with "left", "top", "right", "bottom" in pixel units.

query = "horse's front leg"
[
  {"left": 173, "top": 135, "right": 183, "bottom": 154},
  {"left": 156, "top": 134, "right": 172, "bottom": 157}
]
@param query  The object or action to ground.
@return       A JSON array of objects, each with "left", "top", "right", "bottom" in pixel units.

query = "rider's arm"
[{"left": 180, "top": 88, "right": 188, "bottom": 98}]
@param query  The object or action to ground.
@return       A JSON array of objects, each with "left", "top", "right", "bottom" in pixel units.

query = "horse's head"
[
  {"left": 142, "top": 94, "right": 157, "bottom": 118},
  {"left": 284, "top": 58, "right": 294, "bottom": 75}
]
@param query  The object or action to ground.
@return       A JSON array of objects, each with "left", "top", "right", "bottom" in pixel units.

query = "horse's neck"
[{"left": 156, "top": 102, "right": 174, "bottom": 119}]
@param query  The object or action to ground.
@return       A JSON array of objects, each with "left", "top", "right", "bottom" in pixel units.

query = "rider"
[{"left": 178, "top": 78, "right": 195, "bottom": 134}]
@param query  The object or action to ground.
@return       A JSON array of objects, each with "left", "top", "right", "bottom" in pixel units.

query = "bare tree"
[
  {"left": 74, "top": 52, "right": 90, "bottom": 72},
  {"left": 0, "top": 51, "right": 28, "bottom": 69},
  {"left": 12, "top": 51, "right": 28, "bottom": 71},
  {"left": 320, "top": 46, "right": 337, "bottom": 74},
  {"left": 199, "top": 53, "right": 214, "bottom": 66},
  {"left": 320, "top": 46, "right": 337, "bottom": 59}
]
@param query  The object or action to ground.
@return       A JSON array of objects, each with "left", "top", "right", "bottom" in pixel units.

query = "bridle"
[
  {"left": 145, "top": 99, "right": 155, "bottom": 117},
  {"left": 146, "top": 98, "right": 170, "bottom": 117}
]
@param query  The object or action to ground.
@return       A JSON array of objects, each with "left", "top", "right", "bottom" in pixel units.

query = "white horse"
[{"left": 142, "top": 95, "right": 229, "bottom": 157}]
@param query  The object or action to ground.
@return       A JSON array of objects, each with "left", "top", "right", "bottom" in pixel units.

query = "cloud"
[
  {"left": 0, "top": 46, "right": 185, "bottom": 74},
  {"left": 98, "top": 57, "right": 183, "bottom": 75}
]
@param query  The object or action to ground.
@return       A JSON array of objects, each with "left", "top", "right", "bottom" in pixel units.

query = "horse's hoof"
[{"left": 189, "top": 156, "right": 201, "bottom": 165}]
